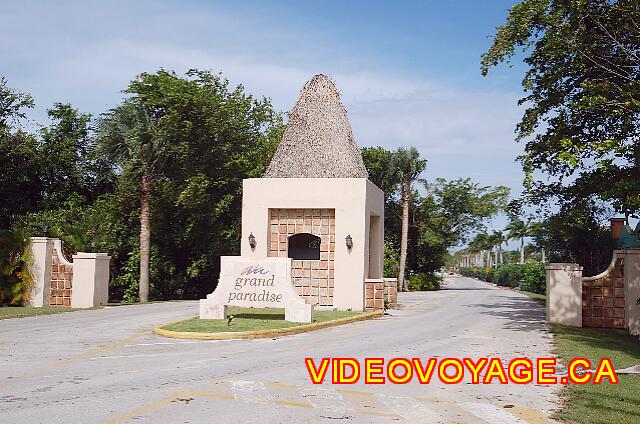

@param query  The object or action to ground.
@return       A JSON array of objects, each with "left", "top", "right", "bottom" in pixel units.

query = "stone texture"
[{"left": 264, "top": 74, "right": 368, "bottom": 179}]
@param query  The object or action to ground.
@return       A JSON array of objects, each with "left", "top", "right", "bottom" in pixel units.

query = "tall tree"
[
  {"left": 482, "top": 0, "right": 640, "bottom": 214},
  {"left": 414, "top": 178, "right": 509, "bottom": 275},
  {"left": 0, "top": 77, "right": 40, "bottom": 229},
  {"left": 95, "top": 69, "right": 283, "bottom": 301},
  {"left": 95, "top": 98, "right": 173, "bottom": 303},
  {"left": 361, "top": 147, "right": 398, "bottom": 202},
  {"left": 506, "top": 218, "right": 532, "bottom": 264},
  {"left": 487, "top": 230, "right": 505, "bottom": 267},
  {"left": 361, "top": 146, "right": 403, "bottom": 254},
  {"left": 391, "top": 147, "right": 427, "bottom": 291},
  {"left": 39, "top": 103, "right": 114, "bottom": 209},
  {"left": 533, "top": 201, "right": 616, "bottom": 276}
]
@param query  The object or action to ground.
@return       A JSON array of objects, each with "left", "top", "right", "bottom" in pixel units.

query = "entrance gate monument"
[{"left": 200, "top": 75, "right": 389, "bottom": 322}]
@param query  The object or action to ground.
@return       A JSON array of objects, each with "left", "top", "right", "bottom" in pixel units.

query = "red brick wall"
[
  {"left": 50, "top": 250, "right": 72, "bottom": 306},
  {"left": 582, "top": 257, "right": 625, "bottom": 328},
  {"left": 268, "top": 209, "right": 335, "bottom": 307},
  {"left": 364, "top": 279, "right": 397, "bottom": 311}
]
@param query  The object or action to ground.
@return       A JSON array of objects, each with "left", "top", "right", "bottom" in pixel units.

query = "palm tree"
[
  {"left": 94, "top": 99, "right": 173, "bottom": 303},
  {"left": 392, "top": 147, "right": 427, "bottom": 292},
  {"left": 506, "top": 218, "right": 532, "bottom": 264},
  {"left": 469, "top": 232, "right": 494, "bottom": 267},
  {"left": 488, "top": 230, "right": 504, "bottom": 267}
]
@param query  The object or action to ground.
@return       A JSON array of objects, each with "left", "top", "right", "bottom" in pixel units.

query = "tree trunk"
[
  {"left": 139, "top": 169, "right": 152, "bottom": 303},
  {"left": 520, "top": 237, "right": 525, "bottom": 264},
  {"left": 398, "top": 180, "right": 410, "bottom": 292},
  {"left": 541, "top": 248, "right": 546, "bottom": 263}
]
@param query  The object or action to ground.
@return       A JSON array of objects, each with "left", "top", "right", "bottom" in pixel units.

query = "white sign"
[{"left": 200, "top": 256, "right": 313, "bottom": 323}]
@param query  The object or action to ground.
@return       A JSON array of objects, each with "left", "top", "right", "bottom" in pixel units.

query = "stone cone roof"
[{"left": 264, "top": 74, "right": 368, "bottom": 178}]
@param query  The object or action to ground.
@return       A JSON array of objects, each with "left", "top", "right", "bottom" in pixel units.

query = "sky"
[{"left": 1, "top": 0, "right": 528, "bottom": 235}]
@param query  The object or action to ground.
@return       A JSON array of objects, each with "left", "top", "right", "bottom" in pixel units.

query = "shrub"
[
  {"left": 461, "top": 261, "right": 546, "bottom": 294},
  {"left": 493, "top": 263, "right": 523, "bottom": 288},
  {"left": 407, "top": 273, "right": 441, "bottom": 291},
  {"left": 519, "top": 261, "right": 546, "bottom": 294},
  {"left": 0, "top": 229, "right": 34, "bottom": 305},
  {"left": 459, "top": 266, "right": 493, "bottom": 282}
]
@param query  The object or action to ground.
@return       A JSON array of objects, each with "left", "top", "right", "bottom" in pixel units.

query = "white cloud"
[{"left": 1, "top": 1, "right": 526, "bottom": 193}]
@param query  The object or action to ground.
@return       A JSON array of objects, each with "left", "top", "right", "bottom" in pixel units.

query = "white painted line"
[
  {"left": 301, "top": 387, "right": 352, "bottom": 414},
  {"left": 376, "top": 394, "right": 443, "bottom": 422},
  {"left": 460, "top": 402, "right": 528, "bottom": 424},
  {"left": 231, "top": 380, "right": 273, "bottom": 403}
]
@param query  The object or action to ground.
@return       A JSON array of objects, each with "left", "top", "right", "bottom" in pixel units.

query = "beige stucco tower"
[{"left": 241, "top": 75, "right": 384, "bottom": 311}]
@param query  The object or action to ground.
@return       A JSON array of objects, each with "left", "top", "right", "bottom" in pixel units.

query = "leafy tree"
[
  {"left": 391, "top": 147, "right": 427, "bottom": 291},
  {"left": 533, "top": 200, "right": 616, "bottom": 276},
  {"left": 39, "top": 103, "right": 114, "bottom": 209},
  {"left": 95, "top": 69, "right": 283, "bottom": 301},
  {"left": 0, "top": 76, "right": 33, "bottom": 134},
  {"left": 482, "top": 0, "right": 640, "bottom": 214},
  {"left": 361, "top": 146, "right": 403, "bottom": 258},
  {"left": 415, "top": 178, "right": 509, "bottom": 274},
  {"left": 0, "top": 77, "right": 40, "bottom": 229},
  {"left": 361, "top": 147, "right": 398, "bottom": 202}
]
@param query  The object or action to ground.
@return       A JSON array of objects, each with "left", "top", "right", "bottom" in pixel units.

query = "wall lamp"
[
  {"left": 345, "top": 234, "right": 353, "bottom": 250},
  {"left": 248, "top": 233, "right": 257, "bottom": 248}
]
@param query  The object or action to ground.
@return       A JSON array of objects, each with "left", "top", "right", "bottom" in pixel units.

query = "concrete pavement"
[{"left": 0, "top": 276, "right": 559, "bottom": 423}]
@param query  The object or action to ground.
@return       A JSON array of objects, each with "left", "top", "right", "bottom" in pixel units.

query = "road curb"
[{"left": 153, "top": 310, "right": 384, "bottom": 340}]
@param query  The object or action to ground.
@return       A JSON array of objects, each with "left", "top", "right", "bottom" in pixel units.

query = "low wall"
[
  {"left": 364, "top": 278, "right": 397, "bottom": 311},
  {"left": 27, "top": 237, "right": 111, "bottom": 308},
  {"left": 547, "top": 250, "right": 640, "bottom": 335}
]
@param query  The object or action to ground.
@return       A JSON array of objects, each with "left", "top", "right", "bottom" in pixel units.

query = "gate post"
[
  {"left": 71, "top": 253, "right": 111, "bottom": 308},
  {"left": 546, "top": 263, "right": 583, "bottom": 327},
  {"left": 26, "top": 237, "right": 54, "bottom": 307},
  {"left": 621, "top": 250, "right": 640, "bottom": 335}
]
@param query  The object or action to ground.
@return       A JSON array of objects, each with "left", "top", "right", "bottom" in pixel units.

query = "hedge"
[{"left": 459, "top": 261, "right": 546, "bottom": 295}]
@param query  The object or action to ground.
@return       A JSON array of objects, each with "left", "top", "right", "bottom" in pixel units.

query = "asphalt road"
[{"left": 0, "top": 276, "right": 559, "bottom": 423}]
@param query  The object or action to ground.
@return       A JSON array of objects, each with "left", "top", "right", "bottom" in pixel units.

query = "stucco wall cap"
[
  {"left": 546, "top": 263, "right": 583, "bottom": 271},
  {"left": 264, "top": 74, "right": 368, "bottom": 179},
  {"left": 72, "top": 253, "right": 111, "bottom": 260}
]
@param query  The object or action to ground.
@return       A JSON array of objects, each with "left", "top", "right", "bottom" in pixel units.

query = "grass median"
[
  {"left": 552, "top": 325, "right": 640, "bottom": 424},
  {"left": 162, "top": 307, "right": 364, "bottom": 333}
]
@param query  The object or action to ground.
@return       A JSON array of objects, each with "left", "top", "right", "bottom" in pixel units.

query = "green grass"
[
  {"left": 552, "top": 325, "right": 640, "bottom": 424},
  {"left": 516, "top": 289, "right": 547, "bottom": 305},
  {"left": 162, "top": 307, "right": 364, "bottom": 333},
  {"left": 0, "top": 306, "right": 81, "bottom": 319}
]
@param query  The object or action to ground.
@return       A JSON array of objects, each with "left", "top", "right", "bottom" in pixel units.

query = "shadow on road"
[
  {"left": 473, "top": 297, "right": 548, "bottom": 333},
  {"left": 441, "top": 287, "right": 494, "bottom": 291}
]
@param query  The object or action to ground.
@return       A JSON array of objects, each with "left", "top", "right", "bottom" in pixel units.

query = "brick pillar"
[
  {"left": 546, "top": 263, "right": 583, "bottom": 327},
  {"left": 383, "top": 278, "right": 397, "bottom": 308},
  {"left": 25, "top": 237, "right": 54, "bottom": 307}
]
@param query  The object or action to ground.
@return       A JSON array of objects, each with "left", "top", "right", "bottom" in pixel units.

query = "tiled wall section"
[
  {"left": 268, "top": 209, "right": 335, "bottom": 306},
  {"left": 364, "top": 279, "right": 397, "bottom": 311},
  {"left": 50, "top": 250, "right": 72, "bottom": 306},
  {"left": 582, "top": 257, "right": 625, "bottom": 329}
]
